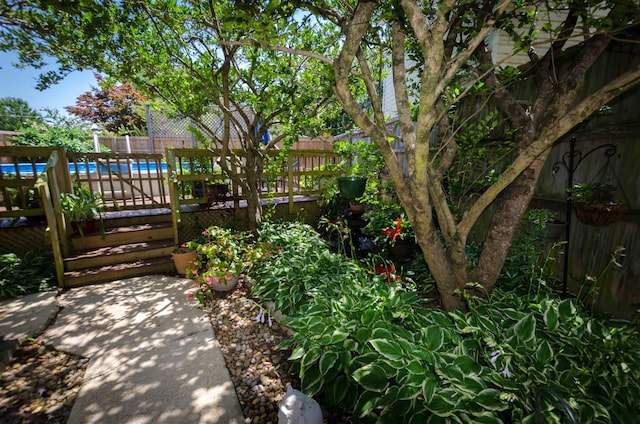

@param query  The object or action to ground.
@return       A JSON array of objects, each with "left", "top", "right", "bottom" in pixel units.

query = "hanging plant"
[{"left": 568, "top": 182, "right": 629, "bottom": 227}]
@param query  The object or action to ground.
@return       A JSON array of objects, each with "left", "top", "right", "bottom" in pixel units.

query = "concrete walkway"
[{"left": 1, "top": 275, "right": 244, "bottom": 424}]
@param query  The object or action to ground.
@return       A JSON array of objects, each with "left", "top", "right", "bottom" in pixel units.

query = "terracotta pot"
[
  {"left": 72, "top": 220, "right": 96, "bottom": 236},
  {"left": 172, "top": 248, "right": 197, "bottom": 275}
]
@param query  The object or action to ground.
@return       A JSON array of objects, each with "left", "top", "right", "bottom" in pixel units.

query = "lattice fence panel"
[{"left": 0, "top": 224, "right": 48, "bottom": 256}]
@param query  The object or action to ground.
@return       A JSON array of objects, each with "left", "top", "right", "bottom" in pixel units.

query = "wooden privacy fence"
[{"left": 98, "top": 135, "right": 334, "bottom": 154}]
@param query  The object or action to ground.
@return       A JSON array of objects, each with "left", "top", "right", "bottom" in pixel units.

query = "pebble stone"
[
  {"left": 206, "top": 280, "right": 350, "bottom": 423},
  {"left": 0, "top": 279, "right": 350, "bottom": 424},
  {"left": 0, "top": 339, "right": 88, "bottom": 423}
]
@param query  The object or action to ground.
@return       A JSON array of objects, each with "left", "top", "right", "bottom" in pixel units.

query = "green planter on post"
[{"left": 338, "top": 177, "right": 367, "bottom": 199}]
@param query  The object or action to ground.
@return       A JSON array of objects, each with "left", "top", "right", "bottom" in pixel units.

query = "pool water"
[{"left": 0, "top": 161, "right": 169, "bottom": 175}]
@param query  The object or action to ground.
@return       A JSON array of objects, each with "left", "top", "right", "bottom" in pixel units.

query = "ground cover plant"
[
  {"left": 0, "top": 249, "right": 56, "bottom": 299},
  {"left": 246, "top": 221, "right": 640, "bottom": 423}
]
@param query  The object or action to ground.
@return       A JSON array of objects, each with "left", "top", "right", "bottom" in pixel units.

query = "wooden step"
[
  {"left": 64, "top": 239, "right": 176, "bottom": 271},
  {"left": 63, "top": 257, "right": 178, "bottom": 288},
  {"left": 62, "top": 210, "right": 179, "bottom": 287},
  {"left": 100, "top": 209, "right": 172, "bottom": 229},
  {"left": 70, "top": 222, "right": 174, "bottom": 251}
]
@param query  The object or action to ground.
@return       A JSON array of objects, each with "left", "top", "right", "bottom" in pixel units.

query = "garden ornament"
[{"left": 277, "top": 384, "right": 323, "bottom": 424}]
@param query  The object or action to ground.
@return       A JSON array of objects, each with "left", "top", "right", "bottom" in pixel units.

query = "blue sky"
[{"left": 0, "top": 51, "right": 97, "bottom": 114}]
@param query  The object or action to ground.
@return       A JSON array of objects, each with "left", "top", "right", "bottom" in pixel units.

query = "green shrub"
[
  {"left": 248, "top": 221, "right": 640, "bottom": 423},
  {"left": 0, "top": 249, "right": 56, "bottom": 299}
]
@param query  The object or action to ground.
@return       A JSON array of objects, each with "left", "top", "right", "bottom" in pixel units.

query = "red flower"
[
  {"left": 382, "top": 218, "right": 403, "bottom": 242},
  {"left": 374, "top": 263, "right": 400, "bottom": 283}
]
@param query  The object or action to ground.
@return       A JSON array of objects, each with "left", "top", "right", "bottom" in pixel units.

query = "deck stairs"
[{"left": 63, "top": 211, "right": 177, "bottom": 287}]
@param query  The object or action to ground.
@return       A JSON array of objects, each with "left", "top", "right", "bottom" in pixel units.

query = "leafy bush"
[
  {"left": 0, "top": 249, "right": 56, "bottom": 299},
  {"left": 250, "top": 221, "right": 360, "bottom": 315},
  {"left": 12, "top": 110, "right": 96, "bottom": 153},
  {"left": 248, "top": 221, "right": 640, "bottom": 423}
]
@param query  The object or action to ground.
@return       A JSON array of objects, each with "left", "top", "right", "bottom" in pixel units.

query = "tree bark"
[
  {"left": 326, "top": 0, "right": 640, "bottom": 311},
  {"left": 470, "top": 152, "right": 550, "bottom": 289}
]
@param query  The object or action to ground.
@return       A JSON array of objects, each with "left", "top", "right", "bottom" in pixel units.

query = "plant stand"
[{"left": 552, "top": 137, "right": 621, "bottom": 297}]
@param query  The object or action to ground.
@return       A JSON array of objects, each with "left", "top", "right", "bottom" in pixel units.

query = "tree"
[
  {"left": 290, "top": 1, "right": 640, "bottom": 309},
  {"left": 1, "top": 0, "right": 338, "bottom": 230},
  {"left": 65, "top": 73, "right": 147, "bottom": 135},
  {"left": 4, "top": 1, "right": 639, "bottom": 309},
  {"left": 0, "top": 97, "right": 42, "bottom": 131},
  {"left": 13, "top": 109, "right": 95, "bottom": 152}
]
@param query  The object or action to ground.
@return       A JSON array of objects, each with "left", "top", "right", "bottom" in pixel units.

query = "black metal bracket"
[{"left": 552, "top": 137, "right": 618, "bottom": 297}]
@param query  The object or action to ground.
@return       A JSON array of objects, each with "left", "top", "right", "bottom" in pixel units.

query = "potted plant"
[
  {"left": 205, "top": 180, "right": 230, "bottom": 206},
  {"left": 173, "top": 225, "right": 210, "bottom": 275},
  {"left": 568, "top": 182, "right": 629, "bottom": 227},
  {"left": 201, "top": 161, "right": 229, "bottom": 207},
  {"left": 363, "top": 204, "right": 415, "bottom": 258},
  {"left": 334, "top": 141, "right": 384, "bottom": 200},
  {"left": 179, "top": 157, "right": 228, "bottom": 206},
  {"left": 60, "top": 184, "right": 105, "bottom": 236},
  {"left": 171, "top": 244, "right": 198, "bottom": 275},
  {"left": 185, "top": 226, "right": 251, "bottom": 299}
]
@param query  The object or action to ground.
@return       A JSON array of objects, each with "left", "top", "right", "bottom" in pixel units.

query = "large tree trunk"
[
  {"left": 245, "top": 189, "right": 262, "bottom": 231},
  {"left": 470, "top": 151, "right": 551, "bottom": 288},
  {"left": 243, "top": 150, "right": 263, "bottom": 231},
  {"left": 419, "top": 239, "right": 469, "bottom": 310}
]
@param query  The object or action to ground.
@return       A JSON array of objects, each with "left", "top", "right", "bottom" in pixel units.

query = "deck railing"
[
  {"left": 2, "top": 147, "right": 341, "bottom": 220},
  {"left": 0, "top": 146, "right": 72, "bottom": 220},
  {"left": 166, "top": 148, "right": 342, "bottom": 242},
  {"left": 0, "top": 147, "right": 68, "bottom": 285},
  {"left": 34, "top": 150, "right": 67, "bottom": 285},
  {"left": 66, "top": 152, "right": 170, "bottom": 210},
  {"left": 2, "top": 146, "right": 342, "bottom": 255}
]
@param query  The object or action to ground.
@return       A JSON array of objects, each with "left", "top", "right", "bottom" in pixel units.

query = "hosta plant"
[{"left": 248, "top": 222, "right": 640, "bottom": 423}]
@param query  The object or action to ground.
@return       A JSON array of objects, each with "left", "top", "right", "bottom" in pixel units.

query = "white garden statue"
[{"left": 277, "top": 385, "right": 323, "bottom": 424}]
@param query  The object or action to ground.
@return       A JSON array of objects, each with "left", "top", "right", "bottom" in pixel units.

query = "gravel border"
[
  {"left": 0, "top": 279, "right": 349, "bottom": 424},
  {"left": 205, "top": 279, "right": 350, "bottom": 423}
]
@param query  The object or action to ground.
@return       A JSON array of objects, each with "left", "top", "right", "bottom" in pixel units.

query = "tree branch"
[
  {"left": 391, "top": 19, "right": 415, "bottom": 177},
  {"left": 459, "top": 63, "right": 640, "bottom": 238}
]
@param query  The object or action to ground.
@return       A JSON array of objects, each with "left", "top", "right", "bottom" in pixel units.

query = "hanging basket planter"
[
  {"left": 573, "top": 202, "right": 630, "bottom": 227},
  {"left": 337, "top": 177, "right": 367, "bottom": 199}
]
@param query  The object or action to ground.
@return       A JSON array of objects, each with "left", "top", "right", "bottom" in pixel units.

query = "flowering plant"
[
  {"left": 185, "top": 226, "right": 252, "bottom": 304},
  {"left": 363, "top": 204, "right": 414, "bottom": 246},
  {"left": 373, "top": 262, "right": 401, "bottom": 283}
]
